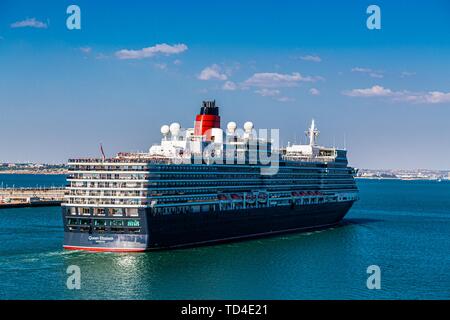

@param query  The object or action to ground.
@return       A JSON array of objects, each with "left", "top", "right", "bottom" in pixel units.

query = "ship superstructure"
[{"left": 62, "top": 101, "right": 358, "bottom": 251}]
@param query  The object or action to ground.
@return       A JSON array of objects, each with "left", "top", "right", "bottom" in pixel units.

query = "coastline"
[
  {"left": 0, "top": 170, "right": 68, "bottom": 175},
  {"left": 356, "top": 177, "right": 448, "bottom": 181}
]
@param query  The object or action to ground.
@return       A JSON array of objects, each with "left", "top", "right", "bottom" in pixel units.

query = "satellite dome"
[
  {"left": 244, "top": 121, "right": 254, "bottom": 132},
  {"left": 227, "top": 121, "right": 237, "bottom": 133},
  {"left": 160, "top": 125, "right": 170, "bottom": 135},
  {"left": 169, "top": 122, "right": 181, "bottom": 135}
]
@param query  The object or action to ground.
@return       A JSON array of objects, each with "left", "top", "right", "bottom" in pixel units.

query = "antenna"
[
  {"left": 100, "top": 143, "right": 106, "bottom": 161},
  {"left": 343, "top": 133, "right": 347, "bottom": 150},
  {"left": 305, "top": 119, "right": 320, "bottom": 146}
]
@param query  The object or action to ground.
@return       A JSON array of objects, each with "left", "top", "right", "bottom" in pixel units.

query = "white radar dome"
[
  {"left": 169, "top": 122, "right": 181, "bottom": 135},
  {"left": 227, "top": 121, "right": 237, "bottom": 133},
  {"left": 160, "top": 125, "right": 170, "bottom": 135},
  {"left": 244, "top": 121, "right": 254, "bottom": 132}
]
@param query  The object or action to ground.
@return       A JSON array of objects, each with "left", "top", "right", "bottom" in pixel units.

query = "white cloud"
[
  {"left": 343, "top": 85, "right": 450, "bottom": 104},
  {"left": 222, "top": 81, "right": 238, "bottom": 91},
  {"left": 401, "top": 71, "right": 416, "bottom": 78},
  {"left": 343, "top": 85, "right": 393, "bottom": 97},
  {"left": 253, "top": 88, "right": 293, "bottom": 102},
  {"left": 115, "top": 43, "right": 188, "bottom": 60},
  {"left": 351, "top": 67, "right": 371, "bottom": 73},
  {"left": 95, "top": 53, "right": 108, "bottom": 60},
  {"left": 351, "top": 67, "right": 384, "bottom": 79},
  {"left": 309, "top": 88, "right": 320, "bottom": 96},
  {"left": 198, "top": 64, "right": 228, "bottom": 81},
  {"left": 300, "top": 55, "right": 322, "bottom": 63},
  {"left": 277, "top": 96, "right": 294, "bottom": 102},
  {"left": 255, "top": 89, "right": 280, "bottom": 97},
  {"left": 398, "top": 91, "right": 450, "bottom": 104},
  {"left": 80, "top": 47, "right": 92, "bottom": 54},
  {"left": 154, "top": 63, "right": 167, "bottom": 70},
  {"left": 243, "top": 72, "right": 321, "bottom": 88},
  {"left": 11, "top": 18, "right": 48, "bottom": 29},
  {"left": 173, "top": 59, "right": 182, "bottom": 65},
  {"left": 369, "top": 73, "right": 384, "bottom": 79}
]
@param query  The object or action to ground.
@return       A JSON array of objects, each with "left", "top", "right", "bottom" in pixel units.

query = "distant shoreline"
[
  {"left": 356, "top": 177, "right": 447, "bottom": 181},
  {"left": 0, "top": 171, "right": 68, "bottom": 175}
]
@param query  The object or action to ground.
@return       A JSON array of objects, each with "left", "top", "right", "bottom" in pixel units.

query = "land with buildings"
[
  {"left": 0, "top": 163, "right": 68, "bottom": 175},
  {"left": 357, "top": 168, "right": 450, "bottom": 181}
]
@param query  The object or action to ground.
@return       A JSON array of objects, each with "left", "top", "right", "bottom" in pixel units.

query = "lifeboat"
[
  {"left": 246, "top": 194, "right": 256, "bottom": 204},
  {"left": 218, "top": 194, "right": 228, "bottom": 201},
  {"left": 258, "top": 193, "right": 268, "bottom": 203},
  {"left": 291, "top": 191, "right": 300, "bottom": 197},
  {"left": 231, "top": 194, "right": 243, "bottom": 201},
  {"left": 299, "top": 191, "right": 306, "bottom": 196}
]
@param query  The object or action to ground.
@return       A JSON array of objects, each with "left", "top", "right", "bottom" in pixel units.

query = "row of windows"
[
  {"left": 68, "top": 190, "right": 145, "bottom": 197},
  {"left": 66, "top": 218, "right": 140, "bottom": 227},
  {"left": 146, "top": 179, "right": 356, "bottom": 188},
  {"left": 67, "top": 226, "right": 141, "bottom": 234},
  {"left": 67, "top": 207, "right": 139, "bottom": 216},
  {"left": 70, "top": 165, "right": 149, "bottom": 171},
  {"left": 148, "top": 185, "right": 358, "bottom": 196},
  {"left": 149, "top": 172, "right": 353, "bottom": 179},
  {"left": 70, "top": 182, "right": 144, "bottom": 188}
]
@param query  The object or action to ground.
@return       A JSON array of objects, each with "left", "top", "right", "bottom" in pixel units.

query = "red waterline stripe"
[{"left": 63, "top": 245, "right": 146, "bottom": 252}]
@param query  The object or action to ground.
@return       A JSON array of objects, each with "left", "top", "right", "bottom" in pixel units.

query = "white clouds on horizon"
[
  {"left": 198, "top": 64, "right": 228, "bottom": 81},
  {"left": 115, "top": 43, "right": 188, "bottom": 60},
  {"left": 343, "top": 85, "right": 450, "bottom": 104},
  {"left": 11, "top": 18, "right": 48, "bottom": 29}
]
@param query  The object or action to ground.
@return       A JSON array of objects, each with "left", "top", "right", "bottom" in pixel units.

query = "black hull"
[{"left": 63, "top": 201, "right": 354, "bottom": 252}]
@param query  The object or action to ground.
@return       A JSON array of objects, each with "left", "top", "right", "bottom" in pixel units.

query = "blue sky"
[{"left": 1, "top": 0, "right": 450, "bottom": 169}]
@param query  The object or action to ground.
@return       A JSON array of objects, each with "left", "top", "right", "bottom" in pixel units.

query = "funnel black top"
[{"left": 200, "top": 100, "right": 219, "bottom": 115}]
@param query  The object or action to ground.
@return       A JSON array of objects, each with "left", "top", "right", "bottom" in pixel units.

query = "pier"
[{"left": 0, "top": 187, "right": 65, "bottom": 208}]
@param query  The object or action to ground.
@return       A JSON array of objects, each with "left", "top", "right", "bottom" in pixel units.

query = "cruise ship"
[{"left": 62, "top": 101, "right": 359, "bottom": 252}]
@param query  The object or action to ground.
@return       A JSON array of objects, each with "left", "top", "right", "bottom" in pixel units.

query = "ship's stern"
[{"left": 62, "top": 206, "right": 150, "bottom": 252}]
